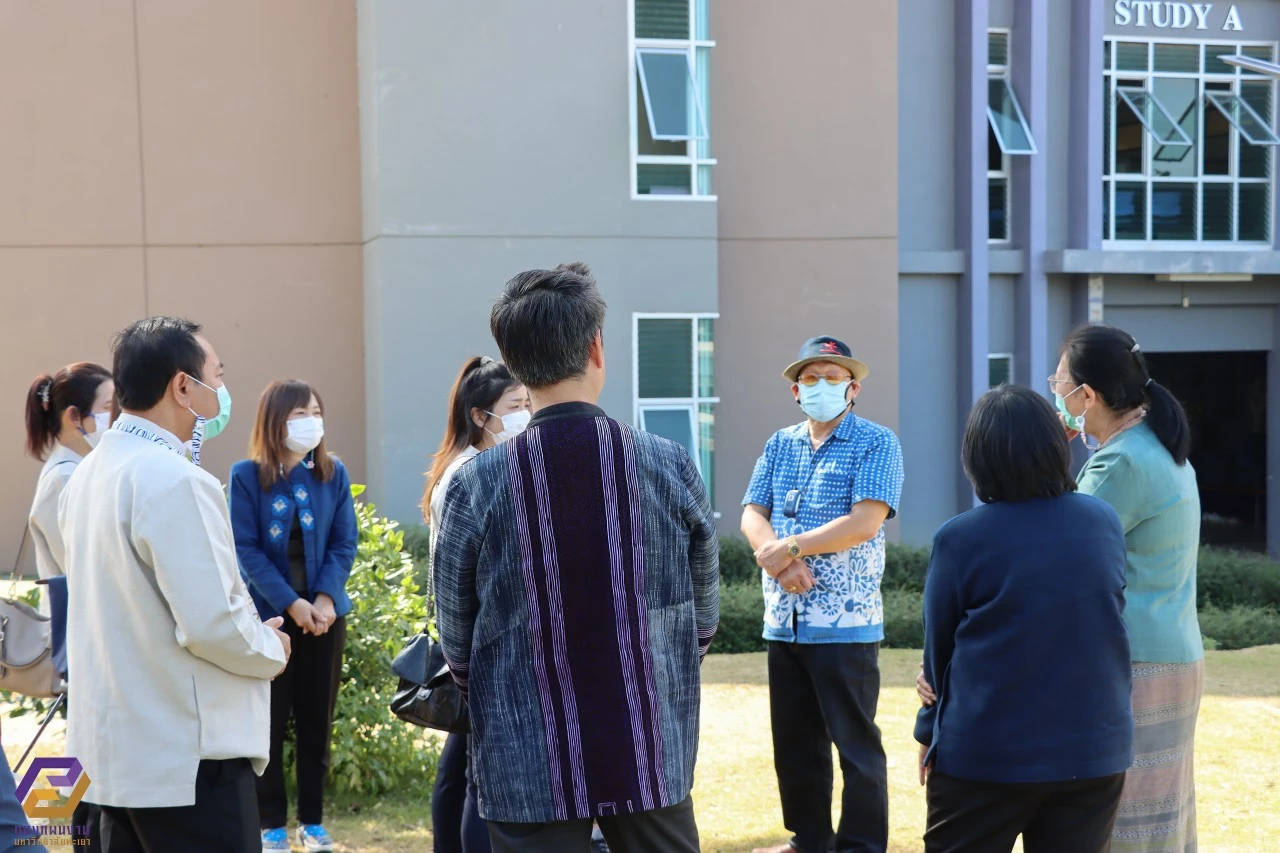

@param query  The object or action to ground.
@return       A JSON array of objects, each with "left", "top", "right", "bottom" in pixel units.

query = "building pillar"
[
  {"left": 956, "top": 0, "right": 990, "bottom": 511},
  {"left": 1013, "top": 0, "right": 1048, "bottom": 390},
  {"left": 1068, "top": 0, "right": 1105, "bottom": 250}
]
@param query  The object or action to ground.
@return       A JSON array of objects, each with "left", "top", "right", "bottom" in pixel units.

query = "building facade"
[
  {"left": 4, "top": 0, "right": 1277, "bottom": 571},
  {"left": 899, "top": 0, "right": 1279, "bottom": 554}
]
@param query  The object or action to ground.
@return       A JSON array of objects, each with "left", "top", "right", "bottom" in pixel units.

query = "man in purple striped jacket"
[{"left": 434, "top": 263, "right": 720, "bottom": 853}]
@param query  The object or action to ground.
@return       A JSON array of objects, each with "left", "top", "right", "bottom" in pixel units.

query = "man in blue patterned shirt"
[{"left": 741, "top": 336, "right": 904, "bottom": 853}]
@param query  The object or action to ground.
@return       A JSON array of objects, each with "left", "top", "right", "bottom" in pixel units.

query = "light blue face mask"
[
  {"left": 798, "top": 381, "right": 852, "bottom": 424},
  {"left": 1054, "top": 385, "right": 1086, "bottom": 432}
]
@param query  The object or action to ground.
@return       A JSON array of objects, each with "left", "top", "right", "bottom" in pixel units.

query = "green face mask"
[
  {"left": 202, "top": 384, "right": 233, "bottom": 440},
  {"left": 1054, "top": 385, "right": 1086, "bottom": 432}
]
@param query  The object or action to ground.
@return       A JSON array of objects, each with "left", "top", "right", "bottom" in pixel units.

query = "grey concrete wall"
[
  {"left": 991, "top": 274, "right": 1018, "bottom": 353},
  {"left": 899, "top": 276, "right": 961, "bottom": 545},
  {"left": 716, "top": 0, "right": 899, "bottom": 536},
  {"left": 358, "top": 0, "right": 717, "bottom": 523}
]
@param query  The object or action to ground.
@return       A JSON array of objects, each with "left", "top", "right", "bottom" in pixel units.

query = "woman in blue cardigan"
[
  {"left": 230, "top": 380, "right": 357, "bottom": 853},
  {"left": 915, "top": 385, "right": 1133, "bottom": 853}
]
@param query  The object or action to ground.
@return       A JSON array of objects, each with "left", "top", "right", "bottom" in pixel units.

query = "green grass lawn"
[{"left": 7, "top": 647, "right": 1278, "bottom": 852}]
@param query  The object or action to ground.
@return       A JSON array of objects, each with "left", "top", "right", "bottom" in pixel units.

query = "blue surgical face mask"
[
  {"left": 798, "top": 382, "right": 852, "bottom": 424},
  {"left": 1054, "top": 385, "right": 1086, "bottom": 432}
]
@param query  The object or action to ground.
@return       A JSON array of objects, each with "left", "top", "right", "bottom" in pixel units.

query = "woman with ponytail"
[
  {"left": 423, "top": 356, "right": 529, "bottom": 853},
  {"left": 25, "top": 362, "right": 114, "bottom": 581},
  {"left": 1049, "top": 324, "right": 1201, "bottom": 853}
]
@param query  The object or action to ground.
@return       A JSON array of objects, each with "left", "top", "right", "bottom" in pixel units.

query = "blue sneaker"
[
  {"left": 260, "top": 827, "right": 290, "bottom": 852},
  {"left": 298, "top": 824, "right": 335, "bottom": 853}
]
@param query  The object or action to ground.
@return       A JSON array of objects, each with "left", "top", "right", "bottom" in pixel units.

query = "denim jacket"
[
  {"left": 229, "top": 457, "right": 357, "bottom": 620},
  {"left": 434, "top": 403, "right": 719, "bottom": 824}
]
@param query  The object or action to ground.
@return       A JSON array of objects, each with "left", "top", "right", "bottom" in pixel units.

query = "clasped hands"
[
  {"left": 754, "top": 538, "right": 816, "bottom": 594},
  {"left": 287, "top": 592, "right": 338, "bottom": 637}
]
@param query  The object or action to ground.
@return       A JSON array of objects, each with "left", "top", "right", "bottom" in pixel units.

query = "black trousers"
[
  {"left": 257, "top": 615, "right": 346, "bottom": 828},
  {"left": 924, "top": 770, "right": 1125, "bottom": 853},
  {"left": 72, "top": 800, "right": 102, "bottom": 852},
  {"left": 433, "top": 732, "right": 491, "bottom": 853},
  {"left": 487, "top": 796, "right": 697, "bottom": 853},
  {"left": 98, "top": 759, "right": 259, "bottom": 852},
  {"left": 767, "top": 640, "right": 887, "bottom": 853}
]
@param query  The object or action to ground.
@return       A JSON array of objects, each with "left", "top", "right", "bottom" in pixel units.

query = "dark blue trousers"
[{"left": 433, "top": 732, "right": 490, "bottom": 853}]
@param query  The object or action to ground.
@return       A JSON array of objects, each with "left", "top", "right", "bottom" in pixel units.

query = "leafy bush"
[
  {"left": 324, "top": 487, "right": 437, "bottom": 797},
  {"left": 718, "top": 536, "right": 760, "bottom": 587},
  {"left": 402, "top": 523, "right": 433, "bottom": 591},
  {"left": 1197, "top": 547, "right": 1280, "bottom": 609},
  {"left": 714, "top": 583, "right": 766, "bottom": 654},
  {"left": 883, "top": 543, "right": 931, "bottom": 593},
  {"left": 1197, "top": 604, "right": 1280, "bottom": 651},
  {"left": 881, "top": 590, "right": 925, "bottom": 649}
]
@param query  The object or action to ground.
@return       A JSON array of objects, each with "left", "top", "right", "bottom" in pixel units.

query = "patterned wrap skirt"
[{"left": 1112, "top": 660, "right": 1203, "bottom": 853}]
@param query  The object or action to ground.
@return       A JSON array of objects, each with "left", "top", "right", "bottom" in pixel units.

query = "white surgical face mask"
[
  {"left": 82, "top": 411, "right": 112, "bottom": 450},
  {"left": 286, "top": 415, "right": 325, "bottom": 454},
  {"left": 485, "top": 409, "right": 531, "bottom": 445}
]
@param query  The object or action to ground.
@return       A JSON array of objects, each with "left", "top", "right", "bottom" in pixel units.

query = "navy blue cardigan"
[
  {"left": 229, "top": 457, "right": 357, "bottom": 621},
  {"left": 914, "top": 493, "right": 1133, "bottom": 784}
]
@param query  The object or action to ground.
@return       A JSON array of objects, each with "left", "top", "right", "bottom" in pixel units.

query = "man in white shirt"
[{"left": 59, "top": 316, "right": 291, "bottom": 851}]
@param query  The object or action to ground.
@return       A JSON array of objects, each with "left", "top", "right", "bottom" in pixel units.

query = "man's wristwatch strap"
[{"left": 786, "top": 536, "right": 802, "bottom": 558}]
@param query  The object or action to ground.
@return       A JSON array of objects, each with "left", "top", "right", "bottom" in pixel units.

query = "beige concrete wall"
[
  {"left": 714, "top": 0, "right": 900, "bottom": 531},
  {"left": 0, "top": 0, "right": 363, "bottom": 575}
]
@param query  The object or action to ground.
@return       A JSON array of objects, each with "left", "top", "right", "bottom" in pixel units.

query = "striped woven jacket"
[{"left": 434, "top": 402, "right": 720, "bottom": 824}]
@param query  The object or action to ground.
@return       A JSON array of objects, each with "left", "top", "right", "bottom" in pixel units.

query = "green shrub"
[
  {"left": 714, "top": 582, "right": 766, "bottom": 654},
  {"left": 882, "top": 590, "right": 925, "bottom": 649},
  {"left": 402, "top": 523, "right": 433, "bottom": 590},
  {"left": 1197, "top": 604, "right": 1280, "bottom": 651},
  {"left": 718, "top": 535, "right": 760, "bottom": 587},
  {"left": 324, "top": 487, "right": 438, "bottom": 797},
  {"left": 1197, "top": 547, "right": 1280, "bottom": 609},
  {"left": 883, "top": 543, "right": 931, "bottom": 593}
]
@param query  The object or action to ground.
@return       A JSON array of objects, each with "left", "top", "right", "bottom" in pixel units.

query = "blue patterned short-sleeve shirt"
[{"left": 743, "top": 412, "right": 904, "bottom": 644}]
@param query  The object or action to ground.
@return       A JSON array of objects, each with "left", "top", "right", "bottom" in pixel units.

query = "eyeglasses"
[
  {"left": 797, "top": 374, "right": 853, "bottom": 387},
  {"left": 1046, "top": 374, "right": 1077, "bottom": 395}
]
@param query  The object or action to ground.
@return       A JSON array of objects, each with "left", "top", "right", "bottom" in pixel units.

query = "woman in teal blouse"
[{"left": 1051, "top": 324, "right": 1202, "bottom": 853}]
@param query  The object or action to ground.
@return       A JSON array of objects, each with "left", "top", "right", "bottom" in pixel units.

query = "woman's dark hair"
[
  {"left": 422, "top": 357, "right": 520, "bottom": 515},
  {"left": 249, "top": 380, "right": 335, "bottom": 489},
  {"left": 490, "top": 262, "right": 606, "bottom": 389},
  {"left": 1063, "top": 324, "right": 1191, "bottom": 465},
  {"left": 25, "top": 362, "right": 113, "bottom": 460},
  {"left": 113, "top": 316, "right": 205, "bottom": 411},
  {"left": 963, "top": 385, "right": 1077, "bottom": 504}
]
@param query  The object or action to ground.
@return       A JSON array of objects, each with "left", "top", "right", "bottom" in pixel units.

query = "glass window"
[
  {"left": 989, "top": 31, "right": 1009, "bottom": 68},
  {"left": 636, "top": 50, "right": 707, "bottom": 140},
  {"left": 633, "top": 0, "right": 713, "bottom": 198},
  {"left": 637, "top": 318, "right": 694, "bottom": 397},
  {"left": 988, "top": 355, "right": 1013, "bottom": 388},
  {"left": 1206, "top": 92, "right": 1280, "bottom": 146},
  {"left": 988, "top": 79, "right": 1037, "bottom": 154},
  {"left": 635, "top": 0, "right": 689, "bottom": 40},
  {"left": 989, "top": 178, "right": 1008, "bottom": 241},
  {"left": 1117, "top": 87, "right": 1193, "bottom": 146},
  {"left": 1104, "top": 38, "right": 1276, "bottom": 244},
  {"left": 635, "top": 315, "right": 718, "bottom": 502}
]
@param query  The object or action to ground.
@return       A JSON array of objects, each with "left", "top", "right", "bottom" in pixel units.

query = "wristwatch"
[{"left": 786, "top": 536, "right": 802, "bottom": 559}]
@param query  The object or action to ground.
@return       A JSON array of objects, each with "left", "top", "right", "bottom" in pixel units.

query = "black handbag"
[{"left": 389, "top": 628, "right": 469, "bottom": 734}]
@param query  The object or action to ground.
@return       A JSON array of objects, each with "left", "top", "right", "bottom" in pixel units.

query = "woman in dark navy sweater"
[
  {"left": 230, "top": 380, "right": 357, "bottom": 853},
  {"left": 915, "top": 385, "right": 1132, "bottom": 853}
]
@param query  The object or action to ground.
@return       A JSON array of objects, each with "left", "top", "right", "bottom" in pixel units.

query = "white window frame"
[
  {"left": 988, "top": 352, "right": 1014, "bottom": 388},
  {"left": 629, "top": 0, "right": 716, "bottom": 200},
  {"left": 1103, "top": 35, "right": 1278, "bottom": 250},
  {"left": 632, "top": 312, "right": 719, "bottom": 481},
  {"left": 988, "top": 29, "right": 1013, "bottom": 245}
]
